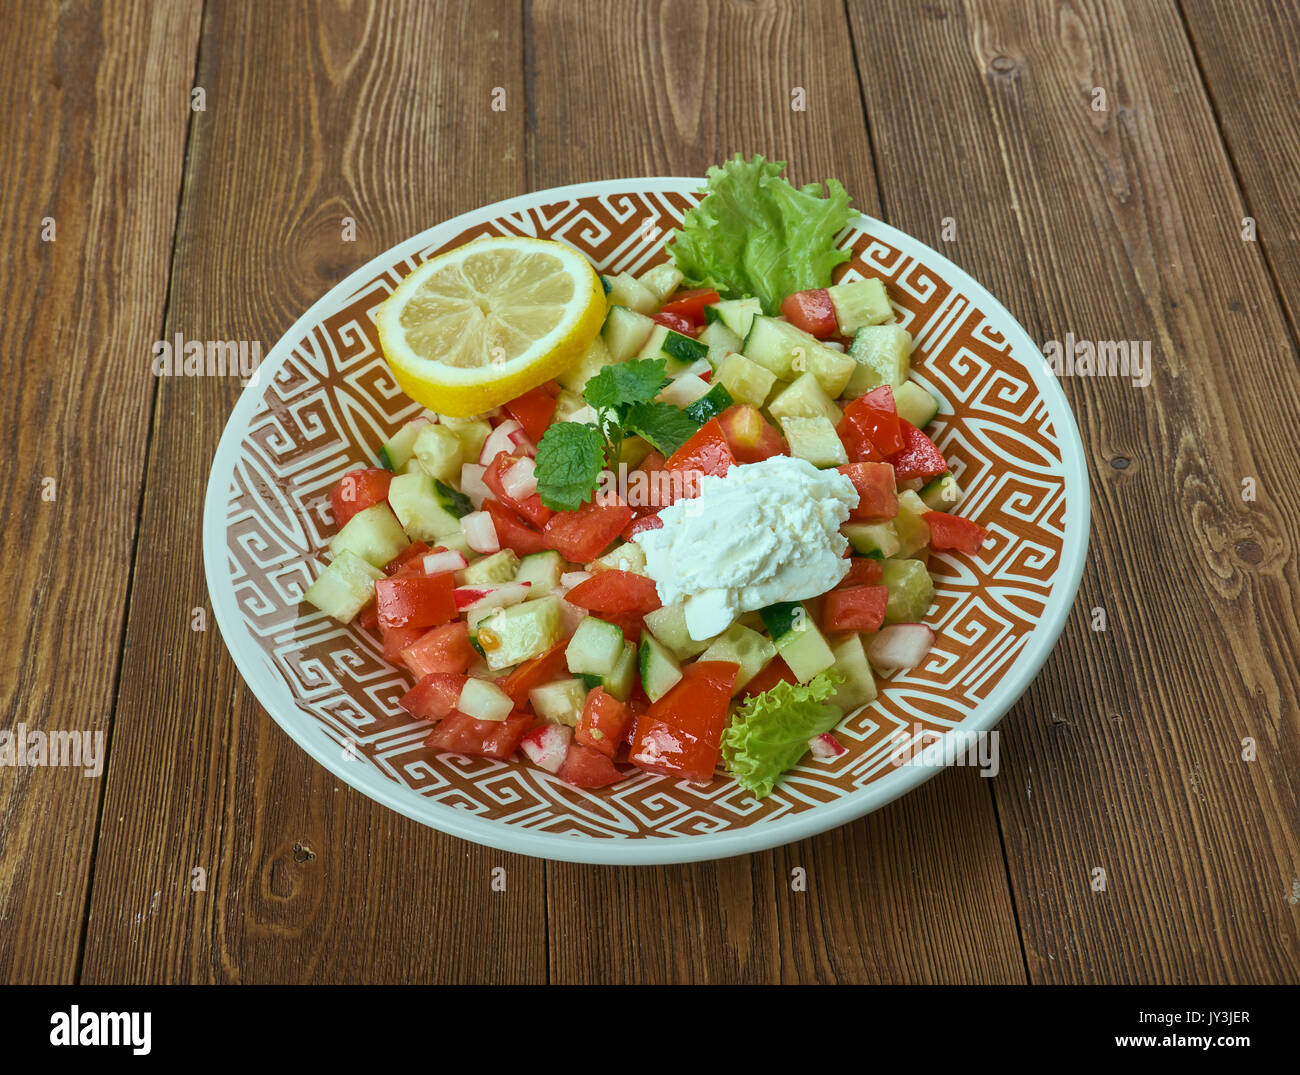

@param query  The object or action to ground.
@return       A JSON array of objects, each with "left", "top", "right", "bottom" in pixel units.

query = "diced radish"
[
  {"left": 519, "top": 723, "right": 572, "bottom": 774},
  {"left": 454, "top": 581, "right": 531, "bottom": 611},
  {"left": 824, "top": 340, "right": 846, "bottom": 352},
  {"left": 479, "top": 419, "right": 525, "bottom": 465},
  {"left": 558, "top": 597, "right": 588, "bottom": 635},
  {"left": 461, "top": 510, "right": 500, "bottom": 554},
  {"left": 506, "top": 426, "right": 536, "bottom": 457},
  {"left": 866, "top": 624, "right": 936, "bottom": 671},
  {"left": 567, "top": 404, "right": 598, "bottom": 425},
  {"left": 501, "top": 456, "right": 538, "bottom": 500},
  {"left": 674, "top": 357, "right": 712, "bottom": 379},
  {"left": 457, "top": 677, "right": 514, "bottom": 722},
  {"left": 459, "top": 463, "right": 494, "bottom": 509},
  {"left": 658, "top": 373, "right": 711, "bottom": 407},
  {"left": 423, "top": 549, "right": 469, "bottom": 575},
  {"left": 809, "top": 732, "right": 847, "bottom": 761},
  {"left": 560, "top": 570, "right": 593, "bottom": 589}
]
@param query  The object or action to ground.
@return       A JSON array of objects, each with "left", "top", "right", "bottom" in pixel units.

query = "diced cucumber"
[
  {"left": 301, "top": 549, "right": 383, "bottom": 622},
  {"left": 742, "top": 316, "right": 854, "bottom": 395},
  {"left": 603, "top": 272, "right": 658, "bottom": 314},
  {"left": 758, "top": 601, "right": 837, "bottom": 683},
  {"left": 842, "top": 520, "right": 901, "bottom": 558},
  {"left": 515, "top": 550, "right": 564, "bottom": 596},
  {"left": 460, "top": 548, "right": 520, "bottom": 585},
  {"left": 617, "top": 435, "right": 653, "bottom": 470},
  {"left": 459, "top": 677, "right": 514, "bottom": 722},
  {"left": 445, "top": 418, "right": 493, "bottom": 462},
  {"left": 558, "top": 334, "right": 617, "bottom": 395},
  {"left": 828, "top": 278, "right": 893, "bottom": 334},
  {"left": 589, "top": 541, "right": 647, "bottom": 574},
  {"left": 828, "top": 633, "right": 878, "bottom": 712},
  {"left": 643, "top": 602, "right": 714, "bottom": 659},
  {"left": 893, "top": 380, "right": 940, "bottom": 428},
  {"left": 565, "top": 616, "right": 626, "bottom": 678},
  {"left": 919, "top": 472, "right": 964, "bottom": 511},
  {"left": 437, "top": 530, "right": 473, "bottom": 558},
  {"left": 411, "top": 423, "right": 464, "bottom": 483},
  {"left": 638, "top": 631, "right": 683, "bottom": 702},
  {"left": 767, "top": 371, "right": 843, "bottom": 427},
  {"left": 697, "top": 320, "right": 741, "bottom": 368},
  {"left": 475, "top": 595, "right": 563, "bottom": 670},
  {"left": 378, "top": 418, "right": 430, "bottom": 472},
  {"left": 698, "top": 623, "right": 776, "bottom": 696},
  {"left": 529, "top": 678, "right": 589, "bottom": 727},
  {"left": 329, "top": 502, "right": 410, "bottom": 567},
  {"left": 893, "top": 490, "right": 932, "bottom": 557},
  {"left": 880, "top": 559, "right": 935, "bottom": 622},
  {"left": 705, "top": 298, "right": 762, "bottom": 339},
  {"left": 387, "top": 471, "right": 468, "bottom": 542},
  {"left": 684, "top": 382, "right": 734, "bottom": 424},
  {"left": 638, "top": 262, "right": 684, "bottom": 303},
  {"left": 638, "top": 324, "right": 708, "bottom": 370},
  {"left": 780, "top": 415, "right": 848, "bottom": 468},
  {"left": 844, "top": 325, "right": 912, "bottom": 396},
  {"left": 716, "top": 351, "right": 777, "bottom": 408},
  {"left": 552, "top": 388, "right": 588, "bottom": 423},
  {"left": 600, "top": 640, "right": 638, "bottom": 701},
  {"left": 658, "top": 372, "right": 711, "bottom": 407},
  {"left": 600, "top": 305, "right": 656, "bottom": 364}
]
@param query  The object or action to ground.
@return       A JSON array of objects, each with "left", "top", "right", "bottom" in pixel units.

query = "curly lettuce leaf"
[
  {"left": 669, "top": 155, "right": 853, "bottom": 315},
  {"left": 721, "top": 670, "right": 844, "bottom": 798}
]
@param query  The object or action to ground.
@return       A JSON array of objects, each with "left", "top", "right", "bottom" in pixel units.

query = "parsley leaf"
[
  {"left": 625, "top": 400, "right": 701, "bottom": 457},
  {"left": 583, "top": 359, "right": 669, "bottom": 415},
  {"left": 534, "top": 421, "right": 606, "bottom": 511}
]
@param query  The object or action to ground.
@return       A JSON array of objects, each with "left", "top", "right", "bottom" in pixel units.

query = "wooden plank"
[
  {"left": 1180, "top": 0, "right": 1300, "bottom": 340},
  {"left": 529, "top": 0, "right": 1025, "bottom": 984},
  {"left": 0, "top": 0, "right": 201, "bottom": 984},
  {"left": 79, "top": 0, "right": 544, "bottom": 984},
  {"left": 847, "top": 0, "right": 1300, "bottom": 983}
]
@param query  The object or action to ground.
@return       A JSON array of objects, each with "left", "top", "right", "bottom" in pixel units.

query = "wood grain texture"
[
  {"left": 1180, "top": 0, "right": 1300, "bottom": 341},
  {"left": 847, "top": 0, "right": 1300, "bottom": 983},
  {"left": 529, "top": 0, "right": 1025, "bottom": 984},
  {"left": 0, "top": 0, "right": 202, "bottom": 984},
  {"left": 78, "top": 0, "right": 544, "bottom": 984}
]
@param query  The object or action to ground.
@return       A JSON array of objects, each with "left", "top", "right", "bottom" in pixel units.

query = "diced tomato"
[
  {"left": 380, "top": 625, "right": 425, "bottom": 664},
  {"left": 601, "top": 609, "right": 646, "bottom": 643},
  {"left": 543, "top": 496, "right": 634, "bottom": 563},
  {"left": 651, "top": 311, "right": 697, "bottom": 336},
  {"left": 837, "top": 557, "right": 884, "bottom": 588},
  {"left": 484, "top": 499, "right": 551, "bottom": 556},
  {"left": 836, "top": 415, "right": 884, "bottom": 463},
  {"left": 841, "top": 387, "right": 905, "bottom": 457},
  {"left": 621, "top": 512, "right": 662, "bottom": 541},
  {"left": 780, "top": 288, "right": 838, "bottom": 338},
  {"left": 718, "top": 405, "right": 788, "bottom": 464},
  {"left": 373, "top": 573, "right": 456, "bottom": 631},
  {"left": 837, "top": 461, "right": 899, "bottom": 521},
  {"left": 402, "top": 621, "right": 474, "bottom": 678},
  {"left": 660, "top": 287, "right": 721, "bottom": 325},
  {"left": 821, "top": 585, "right": 889, "bottom": 633},
  {"left": 483, "top": 451, "right": 553, "bottom": 527},
  {"left": 627, "top": 450, "right": 668, "bottom": 518},
  {"left": 564, "top": 570, "right": 662, "bottom": 615},
  {"left": 575, "top": 687, "right": 631, "bottom": 758},
  {"left": 358, "top": 602, "right": 379, "bottom": 631},
  {"left": 623, "top": 694, "right": 649, "bottom": 744},
  {"left": 384, "top": 540, "right": 433, "bottom": 576},
  {"left": 740, "top": 656, "right": 799, "bottom": 700},
  {"left": 628, "top": 661, "right": 738, "bottom": 783},
  {"left": 665, "top": 418, "right": 735, "bottom": 502},
  {"left": 558, "top": 742, "right": 626, "bottom": 788},
  {"left": 399, "top": 672, "right": 468, "bottom": 722},
  {"left": 331, "top": 467, "right": 392, "bottom": 529},
  {"left": 923, "top": 511, "right": 989, "bottom": 555},
  {"left": 504, "top": 385, "right": 559, "bottom": 445},
  {"left": 496, "top": 638, "right": 570, "bottom": 706},
  {"left": 890, "top": 421, "right": 949, "bottom": 481},
  {"left": 425, "top": 709, "right": 532, "bottom": 760}
]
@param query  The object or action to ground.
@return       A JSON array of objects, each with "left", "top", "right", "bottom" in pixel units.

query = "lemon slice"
[{"left": 376, "top": 236, "right": 605, "bottom": 417}]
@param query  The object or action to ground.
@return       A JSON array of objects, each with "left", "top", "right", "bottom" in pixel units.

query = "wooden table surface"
[{"left": 3, "top": 0, "right": 1298, "bottom": 985}]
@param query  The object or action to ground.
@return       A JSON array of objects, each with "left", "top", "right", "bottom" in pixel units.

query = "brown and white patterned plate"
[{"left": 203, "top": 178, "right": 1089, "bottom": 864}]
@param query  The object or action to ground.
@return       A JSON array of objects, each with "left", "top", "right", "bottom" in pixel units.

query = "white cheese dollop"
[{"left": 633, "top": 455, "right": 859, "bottom": 640}]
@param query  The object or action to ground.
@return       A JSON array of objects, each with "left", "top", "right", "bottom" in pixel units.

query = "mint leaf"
[
  {"left": 535, "top": 422, "right": 606, "bottom": 511},
  {"left": 625, "top": 401, "right": 701, "bottom": 457},
  {"left": 583, "top": 358, "right": 670, "bottom": 414}
]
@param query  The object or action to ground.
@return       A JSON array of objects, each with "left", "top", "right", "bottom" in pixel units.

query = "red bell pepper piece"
[
  {"left": 331, "top": 467, "right": 392, "bottom": 529},
  {"left": 890, "top": 421, "right": 949, "bottom": 481},
  {"left": 779, "top": 288, "right": 838, "bottom": 338},
  {"left": 496, "top": 638, "right": 570, "bottom": 706},
  {"left": 564, "top": 570, "right": 662, "bottom": 616},
  {"left": 660, "top": 287, "right": 721, "bottom": 325},
  {"left": 922, "top": 511, "right": 989, "bottom": 555}
]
